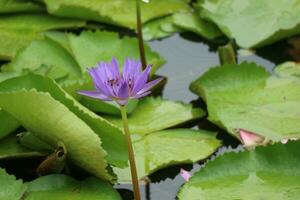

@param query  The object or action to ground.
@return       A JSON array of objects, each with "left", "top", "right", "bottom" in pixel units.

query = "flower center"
[{"left": 107, "top": 78, "right": 119, "bottom": 87}]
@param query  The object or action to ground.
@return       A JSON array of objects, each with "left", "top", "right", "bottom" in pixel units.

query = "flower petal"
[
  {"left": 132, "top": 91, "right": 151, "bottom": 99},
  {"left": 180, "top": 169, "right": 191, "bottom": 182},
  {"left": 117, "top": 81, "right": 129, "bottom": 99},
  {"left": 87, "top": 68, "right": 110, "bottom": 96},
  {"left": 136, "top": 77, "right": 163, "bottom": 95},
  {"left": 239, "top": 129, "right": 265, "bottom": 147},
  {"left": 111, "top": 57, "right": 121, "bottom": 79},
  {"left": 77, "top": 90, "right": 111, "bottom": 101},
  {"left": 132, "top": 64, "right": 152, "bottom": 94}
]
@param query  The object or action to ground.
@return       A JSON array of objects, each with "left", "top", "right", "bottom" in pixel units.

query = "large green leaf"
[
  {"left": 104, "top": 97, "right": 205, "bottom": 137},
  {"left": 190, "top": 62, "right": 300, "bottom": 142},
  {"left": 114, "top": 129, "right": 221, "bottom": 182},
  {"left": 198, "top": 0, "right": 300, "bottom": 48},
  {"left": 0, "top": 167, "right": 27, "bottom": 200},
  {"left": 0, "top": 14, "right": 85, "bottom": 59},
  {"left": 24, "top": 175, "right": 121, "bottom": 200},
  {"left": 0, "top": 0, "right": 44, "bottom": 13},
  {"left": 43, "top": 0, "right": 188, "bottom": 29},
  {"left": 4, "top": 38, "right": 82, "bottom": 79},
  {"left": 0, "top": 73, "right": 128, "bottom": 181},
  {"left": 178, "top": 141, "right": 300, "bottom": 200},
  {"left": 0, "top": 134, "right": 46, "bottom": 160}
]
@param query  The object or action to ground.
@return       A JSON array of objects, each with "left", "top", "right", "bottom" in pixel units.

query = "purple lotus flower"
[{"left": 78, "top": 58, "right": 162, "bottom": 105}]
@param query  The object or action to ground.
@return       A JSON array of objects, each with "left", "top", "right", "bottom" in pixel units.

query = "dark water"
[{"left": 115, "top": 33, "right": 290, "bottom": 200}]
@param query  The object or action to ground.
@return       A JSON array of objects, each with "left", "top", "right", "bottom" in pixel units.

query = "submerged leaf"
[
  {"left": 198, "top": 0, "right": 300, "bottom": 48},
  {"left": 190, "top": 62, "right": 300, "bottom": 143},
  {"left": 179, "top": 142, "right": 300, "bottom": 200},
  {"left": 114, "top": 129, "right": 221, "bottom": 182},
  {"left": 104, "top": 97, "right": 205, "bottom": 137}
]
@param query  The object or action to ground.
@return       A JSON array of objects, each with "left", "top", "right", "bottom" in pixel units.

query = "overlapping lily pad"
[
  {"left": 0, "top": 73, "right": 129, "bottom": 181},
  {"left": 173, "top": 11, "right": 222, "bottom": 40},
  {"left": 198, "top": 0, "right": 300, "bottom": 48},
  {"left": 190, "top": 62, "right": 300, "bottom": 143},
  {"left": 178, "top": 141, "right": 300, "bottom": 200},
  {"left": 0, "top": 14, "right": 86, "bottom": 59},
  {"left": 104, "top": 97, "right": 205, "bottom": 137},
  {"left": 114, "top": 129, "right": 221, "bottom": 182},
  {"left": 43, "top": 0, "right": 189, "bottom": 29}
]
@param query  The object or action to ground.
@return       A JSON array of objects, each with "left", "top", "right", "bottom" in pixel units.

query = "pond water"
[{"left": 115, "top": 33, "right": 285, "bottom": 200}]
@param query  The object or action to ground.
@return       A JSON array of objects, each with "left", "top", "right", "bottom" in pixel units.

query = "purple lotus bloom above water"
[{"left": 78, "top": 58, "right": 162, "bottom": 105}]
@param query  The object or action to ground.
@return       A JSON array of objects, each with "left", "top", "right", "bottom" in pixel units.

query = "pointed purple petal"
[
  {"left": 132, "top": 64, "right": 152, "bottom": 94},
  {"left": 136, "top": 77, "right": 163, "bottom": 95},
  {"left": 117, "top": 81, "right": 129, "bottom": 99},
  {"left": 111, "top": 57, "right": 121, "bottom": 79},
  {"left": 132, "top": 91, "right": 151, "bottom": 99},
  {"left": 87, "top": 68, "right": 110, "bottom": 96},
  {"left": 78, "top": 90, "right": 111, "bottom": 101}
]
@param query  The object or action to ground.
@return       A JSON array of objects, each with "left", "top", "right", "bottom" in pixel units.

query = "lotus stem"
[
  {"left": 136, "top": 0, "right": 147, "bottom": 70},
  {"left": 120, "top": 105, "right": 141, "bottom": 200}
]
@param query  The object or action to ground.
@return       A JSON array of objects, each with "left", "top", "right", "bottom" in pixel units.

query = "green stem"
[
  {"left": 136, "top": 0, "right": 147, "bottom": 70},
  {"left": 217, "top": 43, "right": 236, "bottom": 65},
  {"left": 120, "top": 106, "right": 141, "bottom": 200}
]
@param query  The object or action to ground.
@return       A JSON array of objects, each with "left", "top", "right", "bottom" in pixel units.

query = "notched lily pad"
[
  {"left": 179, "top": 141, "right": 300, "bottom": 200},
  {"left": 198, "top": 0, "right": 300, "bottom": 48},
  {"left": 24, "top": 174, "right": 122, "bottom": 200},
  {"left": 43, "top": 0, "right": 189, "bottom": 29},
  {"left": 0, "top": 73, "right": 129, "bottom": 181},
  {"left": 190, "top": 62, "right": 300, "bottom": 143},
  {"left": 104, "top": 97, "right": 205, "bottom": 137},
  {"left": 0, "top": 167, "right": 27, "bottom": 200},
  {"left": 114, "top": 129, "right": 221, "bottom": 182}
]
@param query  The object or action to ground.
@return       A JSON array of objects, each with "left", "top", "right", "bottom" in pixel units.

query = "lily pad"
[
  {"left": 0, "top": 14, "right": 85, "bottom": 59},
  {"left": 0, "top": 167, "right": 27, "bottom": 200},
  {"left": 190, "top": 62, "right": 300, "bottom": 143},
  {"left": 43, "top": 0, "right": 189, "bottom": 29},
  {"left": 24, "top": 174, "right": 122, "bottom": 200},
  {"left": 143, "top": 15, "right": 181, "bottom": 41},
  {"left": 67, "top": 30, "right": 165, "bottom": 73},
  {"left": 114, "top": 129, "right": 221, "bottom": 182},
  {"left": 0, "top": 134, "right": 46, "bottom": 160},
  {"left": 178, "top": 141, "right": 300, "bottom": 200},
  {"left": 198, "top": 0, "right": 300, "bottom": 48},
  {"left": 173, "top": 11, "right": 222, "bottom": 40},
  {"left": 0, "top": 0, "right": 44, "bottom": 13},
  {"left": 274, "top": 61, "right": 300, "bottom": 78},
  {"left": 0, "top": 109, "right": 19, "bottom": 139},
  {"left": 0, "top": 73, "right": 129, "bottom": 181},
  {"left": 104, "top": 97, "right": 205, "bottom": 137}
]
